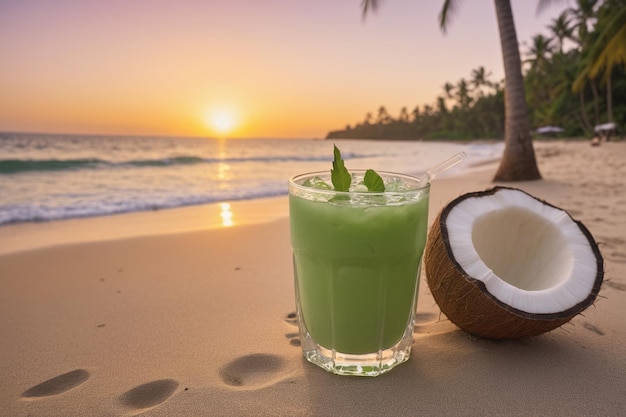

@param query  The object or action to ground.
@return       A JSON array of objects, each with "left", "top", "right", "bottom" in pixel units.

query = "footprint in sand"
[
  {"left": 22, "top": 369, "right": 90, "bottom": 398},
  {"left": 119, "top": 379, "right": 179, "bottom": 411},
  {"left": 284, "top": 311, "right": 298, "bottom": 326},
  {"left": 285, "top": 312, "right": 302, "bottom": 346},
  {"left": 219, "top": 354, "right": 288, "bottom": 389},
  {"left": 284, "top": 312, "right": 301, "bottom": 347},
  {"left": 285, "top": 332, "right": 301, "bottom": 347}
]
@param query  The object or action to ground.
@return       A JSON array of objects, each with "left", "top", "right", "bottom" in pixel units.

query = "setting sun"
[{"left": 206, "top": 109, "right": 238, "bottom": 136}]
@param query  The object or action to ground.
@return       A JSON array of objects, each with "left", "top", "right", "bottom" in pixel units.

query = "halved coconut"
[{"left": 424, "top": 186, "right": 604, "bottom": 339}]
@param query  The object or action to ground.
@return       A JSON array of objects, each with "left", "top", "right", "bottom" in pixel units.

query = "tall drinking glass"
[{"left": 289, "top": 170, "right": 429, "bottom": 376}]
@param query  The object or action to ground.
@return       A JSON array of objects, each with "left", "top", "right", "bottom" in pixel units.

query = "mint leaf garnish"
[
  {"left": 331, "top": 145, "right": 351, "bottom": 191},
  {"left": 330, "top": 145, "right": 384, "bottom": 193},
  {"left": 364, "top": 169, "right": 385, "bottom": 192}
]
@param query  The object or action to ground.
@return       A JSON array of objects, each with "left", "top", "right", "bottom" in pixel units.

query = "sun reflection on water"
[
  {"left": 218, "top": 162, "right": 231, "bottom": 180},
  {"left": 220, "top": 202, "right": 234, "bottom": 227}
]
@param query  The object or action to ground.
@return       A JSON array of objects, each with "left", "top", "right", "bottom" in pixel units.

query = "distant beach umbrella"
[
  {"left": 536, "top": 126, "right": 565, "bottom": 134},
  {"left": 594, "top": 122, "right": 617, "bottom": 133}
]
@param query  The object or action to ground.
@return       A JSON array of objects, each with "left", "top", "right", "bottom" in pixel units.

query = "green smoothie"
[{"left": 289, "top": 172, "right": 429, "bottom": 355}]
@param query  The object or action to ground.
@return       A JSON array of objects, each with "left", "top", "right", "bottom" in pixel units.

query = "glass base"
[{"left": 298, "top": 320, "right": 414, "bottom": 377}]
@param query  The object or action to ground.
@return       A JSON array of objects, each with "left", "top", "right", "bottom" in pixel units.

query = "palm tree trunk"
[
  {"left": 579, "top": 90, "right": 592, "bottom": 133},
  {"left": 493, "top": 0, "right": 541, "bottom": 181},
  {"left": 591, "top": 81, "right": 600, "bottom": 125},
  {"left": 607, "top": 72, "right": 613, "bottom": 122}
]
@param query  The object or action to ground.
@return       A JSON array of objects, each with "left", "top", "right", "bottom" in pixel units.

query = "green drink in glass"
[{"left": 289, "top": 161, "right": 429, "bottom": 376}]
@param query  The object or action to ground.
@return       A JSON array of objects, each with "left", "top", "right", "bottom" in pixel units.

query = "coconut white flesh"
[{"left": 445, "top": 188, "right": 598, "bottom": 315}]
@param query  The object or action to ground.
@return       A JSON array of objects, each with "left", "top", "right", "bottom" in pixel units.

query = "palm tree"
[
  {"left": 398, "top": 106, "right": 410, "bottom": 122},
  {"left": 544, "top": 0, "right": 602, "bottom": 128},
  {"left": 470, "top": 66, "right": 493, "bottom": 98},
  {"left": 557, "top": 0, "right": 600, "bottom": 48},
  {"left": 436, "top": 96, "right": 448, "bottom": 114},
  {"left": 442, "top": 81, "right": 456, "bottom": 111},
  {"left": 455, "top": 78, "right": 472, "bottom": 109},
  {"left": 411, "top": 105, "right": 421, "bottom": 122},
  {"left": 573, "top": 1, "right": 626, "bottom": 123},
  {"left": 541, "top": 0, "right": 620, "bottom": 128},
  {"left": 525, "top": 34, "right": 554, "bottom": 72},
  {"left": 376, "top": 105, "right": 391, "bottom": 124},
  {"left": 547, "top": 11, "right": 574, "bottom": 54},
  {"left": 585, "top": 2, "right": 626, "bottom": 83},
  {"left": 362, "top": 0, "right": 541, "bottom": 181},
  {"left": 443, "top": 81, "right": 455, "bottom": 99}
]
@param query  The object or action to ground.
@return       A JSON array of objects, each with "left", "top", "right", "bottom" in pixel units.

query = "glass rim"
[{"left": 288, "top": 170, "right": 430, "bottom": 196}]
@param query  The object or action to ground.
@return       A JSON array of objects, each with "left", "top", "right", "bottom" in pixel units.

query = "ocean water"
[{"left": 0, "top": 132, "right": 503, "bottom": 225}]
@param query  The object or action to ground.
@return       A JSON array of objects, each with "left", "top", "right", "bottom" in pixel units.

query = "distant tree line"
[{"left": 327, "top": 0, "right": 625, "bottom": 141}]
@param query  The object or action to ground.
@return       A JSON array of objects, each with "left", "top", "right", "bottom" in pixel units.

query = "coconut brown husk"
[{"left": 424, "top": 187, "right": 604, "bottom": 339}]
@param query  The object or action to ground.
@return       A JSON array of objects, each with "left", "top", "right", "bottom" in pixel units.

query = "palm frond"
[
  {"left": 536, "top": 0, "right": 568, "bottom": 16},
  {"left": 588, "top": 7, "right": 626, "bottom": 81},
  {"left": 361, "top": 0, "right": 381, "bottom": 19},
  {"left": 589, "top": 24, "right": 626, "bottom": 80},
  {"left": 439, "top": 0, "right": 461, "bottom": 34}
]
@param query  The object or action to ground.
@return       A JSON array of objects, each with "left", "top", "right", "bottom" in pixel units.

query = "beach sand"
[{"left": 1, "top": 140, "right": 625, "bottom": 416}]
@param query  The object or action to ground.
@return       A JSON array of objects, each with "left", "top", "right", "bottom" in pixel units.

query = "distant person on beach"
[{"left": 591, "top": 133, "right": 603, "bottom": 147}]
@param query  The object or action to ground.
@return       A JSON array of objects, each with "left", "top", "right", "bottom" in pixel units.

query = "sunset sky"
[{"left": 0, "top": 0, "right": 567, "bottom": 139}]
